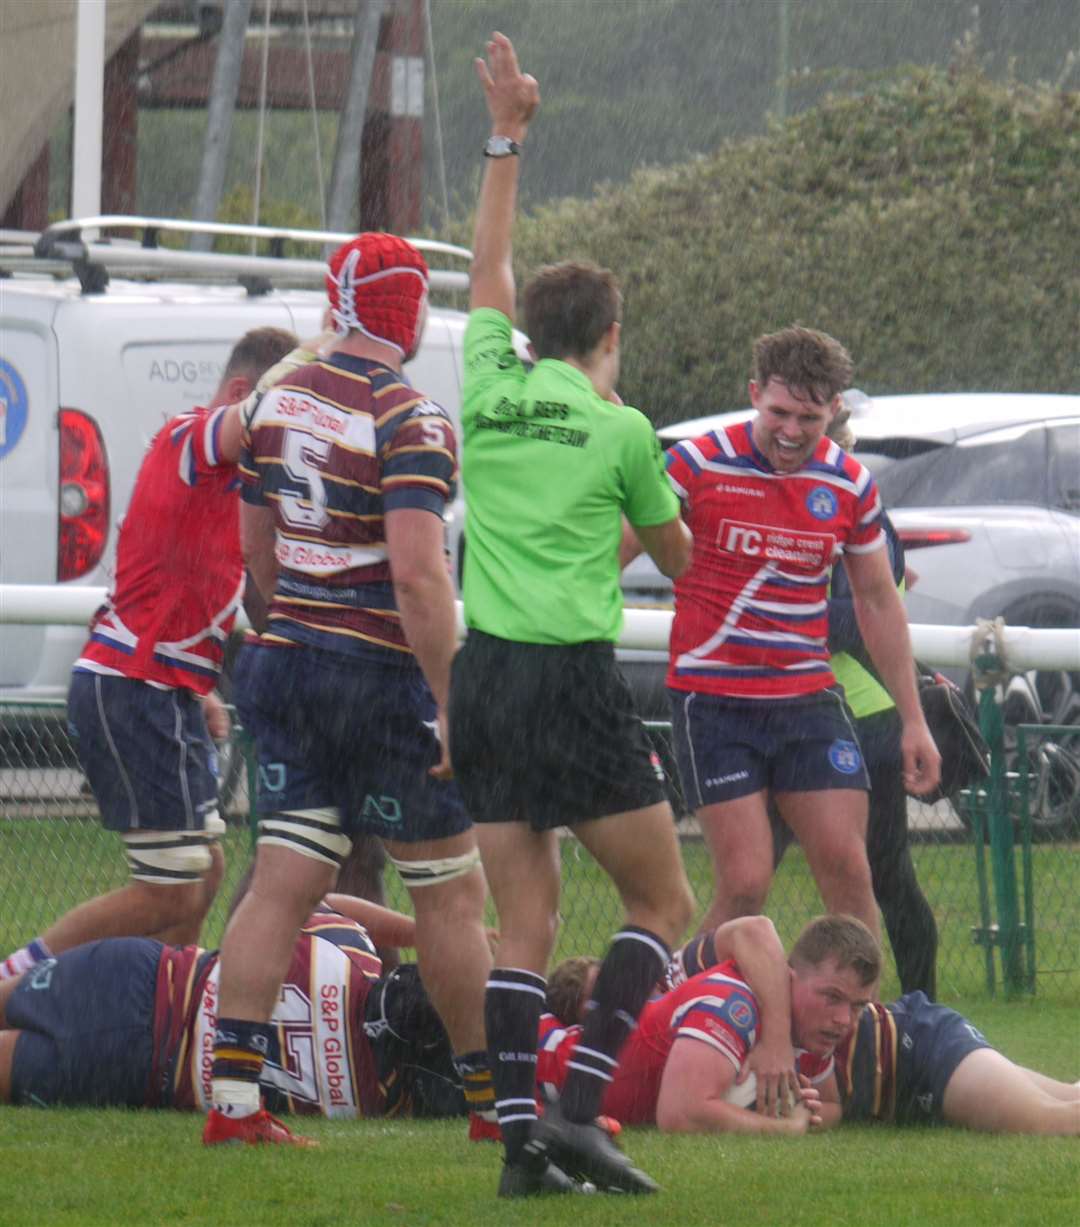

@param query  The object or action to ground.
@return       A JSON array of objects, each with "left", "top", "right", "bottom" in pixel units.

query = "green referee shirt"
[{"left": 460, "top": 308, "right": 679, "bottom": 644}]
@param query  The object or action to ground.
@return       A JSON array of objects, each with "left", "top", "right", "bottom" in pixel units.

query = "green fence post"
[
  {"left": 1015, "top": 725, "right": 1037, "bottom": 994},
  {"left": 978, "top": 686, "right": 1024, "bottom": 997},
  {"left": 963, "top": 783, "right": 997, "bottom": 996}
]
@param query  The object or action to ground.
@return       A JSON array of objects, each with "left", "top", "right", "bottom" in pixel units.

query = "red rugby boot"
[{"left": 202, "top": 1107, "right": 317, "bottom": 1147}]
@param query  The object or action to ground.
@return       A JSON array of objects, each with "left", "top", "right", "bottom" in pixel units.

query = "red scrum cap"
[{"left": 326, "top": 233, "right": 430, "bottom": 357}]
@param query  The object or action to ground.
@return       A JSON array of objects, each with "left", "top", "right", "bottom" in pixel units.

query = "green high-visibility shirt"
[{"left": 460, "top": 308, "right": 679, "bottom": 644}]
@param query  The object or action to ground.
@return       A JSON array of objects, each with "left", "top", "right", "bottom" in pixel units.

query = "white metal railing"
[{"left": 1, "top": 585, "right": 1077, "bottom": 671}]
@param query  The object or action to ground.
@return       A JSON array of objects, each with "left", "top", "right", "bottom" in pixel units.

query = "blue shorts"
[
  {"left": 891, "top": 991, "right": 993, "bottom": 1124},
  {"left": 9, "top": 939, "right": 161, "bottom": 1107},
  {"left": 67, "top": 672, "right": 220, "bottom": 833},
  {"left": 237, "top": 642, "right": 470, "bottom": 844},
  {"left": 668, "top": 687, "right": 869, "bottom": 808}
]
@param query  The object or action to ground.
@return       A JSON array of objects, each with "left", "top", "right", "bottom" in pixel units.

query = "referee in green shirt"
[{"left": 448, "top": 33, "right": 694, "bottom": 1198}]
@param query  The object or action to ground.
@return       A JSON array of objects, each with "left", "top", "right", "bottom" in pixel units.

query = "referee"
[{"left": 448, "top": 33, "right": 694, "bottom": 1198}]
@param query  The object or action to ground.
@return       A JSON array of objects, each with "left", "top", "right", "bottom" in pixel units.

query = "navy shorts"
[
  {"left": 449, "top": 631, "right": 668, "bottom": 830},
  {"left": 67, "top": 672, "right": 220, "bottom": 833},
  {"left": 9, "top": 939, "right": 161, "bottom": 1107},
  {"left": 237, "top": 642, "right": 470, "bottom": 844},
  {"left": 668, "top": 686, "right": 869, "bottom": 808},
  {"left": 891, "top": 991, "right": 993, "bottom": 1124}
]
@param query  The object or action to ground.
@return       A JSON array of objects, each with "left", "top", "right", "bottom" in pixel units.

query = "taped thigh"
[
  {"left": 257, "top": 808, "right": 352, "bottom": 866},
  {"left": 389, "top": 846, "right": 481, "bottom": 889}
]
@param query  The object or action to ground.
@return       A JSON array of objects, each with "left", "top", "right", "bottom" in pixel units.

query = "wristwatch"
[{"left": 483, "top": 136, "right": 521, "bottom": 159}]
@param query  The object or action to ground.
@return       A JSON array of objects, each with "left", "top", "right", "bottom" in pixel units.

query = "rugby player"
[
  {"left": 204, "top": 233, "right": 492, "bottom": 1147},
  {"left": 0, "top": 897, "right": 465, "bottom": 1125},
  {"left": 449, "top": 33, "right": 694, "bottom": 1196},
  {"left": 0, "top": 328, "right": 298, "bottom": 984},
  {"left": 543, "top": 916, "right": 1080, "bottom": 1136},
  {"left": 657, "top": 326, "right": 940, "bottom": 938}
]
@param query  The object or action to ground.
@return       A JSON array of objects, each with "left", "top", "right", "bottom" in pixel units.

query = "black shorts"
[
  {"left": 892, "top": 991, "right": 993, "bottom": 1124},
  {"left": 448, "top": 631, "right": 668, "bottom": 830},
  {"left": 9, "top": 939, "right": 161, "bottom": 1107}
]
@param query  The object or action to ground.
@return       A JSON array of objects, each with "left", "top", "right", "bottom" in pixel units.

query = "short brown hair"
[
  {"left": 546, "top": 956, "right": 600, "bottom": 1024},
  {"left": 522, "top": 261, "right": 621, "bottom": 361},
  {"left": 752, "top": 326, "right": 853, "bottom": 406},
  {"left": 788, "top": 915, "right": 881, "bottom": 987},
  {"left": 223, "top": 326, "right": 298, "bottom": 384}
]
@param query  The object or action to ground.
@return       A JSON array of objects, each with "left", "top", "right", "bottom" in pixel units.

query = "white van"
[{"left": 0, "top": 217, "right": 479, "bottom": 703}]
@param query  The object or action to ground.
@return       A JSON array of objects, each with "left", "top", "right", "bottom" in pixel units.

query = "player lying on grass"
[
  {"left": 542, "top": 915, "right": 1080, "bottom": 1135},
  {"left": 0, "top": 896, "right": 465, "bottom": 1126}
]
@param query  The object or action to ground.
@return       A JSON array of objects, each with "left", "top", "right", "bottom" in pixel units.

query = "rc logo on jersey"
[
  {"left": 806, "top": 485, "right": 838, "bottom": 521},
  {"left": 828, "top": 739, "right": 862, "bottom": 775}
]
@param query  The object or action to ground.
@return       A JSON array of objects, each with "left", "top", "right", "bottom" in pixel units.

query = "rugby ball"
[{"left": 722, "top": 1070, "right": 757, "bottom": 1110}]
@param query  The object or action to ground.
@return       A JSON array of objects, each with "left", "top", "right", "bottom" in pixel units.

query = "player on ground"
[
  {"left": 660, "top": 328, "right": 940, "bottom": 937},
  {"left": 545, "top": 917, "right": 1080, "bottom": 1136},
  {"left": 0, "top": 328, "right": 297, "bottom": 983},
  {"left": 203, "top": 233, "right": 493, "bottom": 1148},
  {"left": 0, "top": 898, "right": 465, "bottom": 1124},
  {"left": 449, "top": 33, "right": 695, "bottom": 1197}
]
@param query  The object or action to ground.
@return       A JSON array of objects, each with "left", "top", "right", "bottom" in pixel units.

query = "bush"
[{"left": 505, "top": 67, "right": 1080, "bottom": 424}]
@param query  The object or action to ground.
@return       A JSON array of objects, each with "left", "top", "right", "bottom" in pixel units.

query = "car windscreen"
[{"left": 866, "top": 423, "right": 1049, "bottom": 508}]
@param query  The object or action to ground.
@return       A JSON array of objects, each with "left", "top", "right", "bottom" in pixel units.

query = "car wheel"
[{"left": 969, "top": 596, "right": 1080, "bottom": 840}]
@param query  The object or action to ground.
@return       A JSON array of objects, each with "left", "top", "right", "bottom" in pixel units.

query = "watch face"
[{"left": 484, "top": 137, "right": 519, "bottom": 158}]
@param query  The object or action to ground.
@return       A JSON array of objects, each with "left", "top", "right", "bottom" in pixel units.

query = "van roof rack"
[{"left": 0, "top": 215, "right": 472, "bottom": 296}]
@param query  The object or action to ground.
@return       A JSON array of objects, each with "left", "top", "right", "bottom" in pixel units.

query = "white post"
[{"left": 72, "top": 0, "right": 107, "bottom": 222}]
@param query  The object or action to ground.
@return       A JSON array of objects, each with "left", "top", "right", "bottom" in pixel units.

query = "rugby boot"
[
  {"left": 202, "top": 1106, "right": 317, "bottom": 1147},
  {"left": 468, "top": 1110, "right": 503, "bottom": 1143},
  {"left": 528, "top": 1101, "right": 658, "bottom": 1194},
  {"left": 497, "top": 1156, "right": 594, "bottom": 1198}
]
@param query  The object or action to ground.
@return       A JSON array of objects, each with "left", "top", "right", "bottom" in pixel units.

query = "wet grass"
[{"left": 0, "top": 1098, "right": 1077, "bottom": 1227}]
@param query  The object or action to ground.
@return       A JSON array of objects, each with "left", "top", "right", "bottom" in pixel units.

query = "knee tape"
[
  {"left": 389, "top": 846, "right": 481, "bottom": 889},
  {"left": 123, "top": 811, "right": 224, "bottom": 885},
  {"left": 257, "top": 808, "right": 352, "bottom": 866}
]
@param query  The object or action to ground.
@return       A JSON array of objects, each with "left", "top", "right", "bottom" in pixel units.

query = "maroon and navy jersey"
[
  {"left": 665, "top": 422, "right": 884, "bottom": 699},
  {"left": 536, "top": 961, "right": 833, "bottom": 1125},
  {"left": 157, "top": 910, "right": 384, "bottom": 1117},
  {"left": 75, "top": 407, "right": 243, "bottom": 693},
  {"left": 240, "top": 354, "right": 457, "bottom": 660}
]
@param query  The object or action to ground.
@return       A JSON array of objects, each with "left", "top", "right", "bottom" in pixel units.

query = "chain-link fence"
[{"left": 2, "top": 702, "right": 1076, "bottom": 1004}]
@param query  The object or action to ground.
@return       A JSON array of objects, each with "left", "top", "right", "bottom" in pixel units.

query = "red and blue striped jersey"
[
  {"left": 536, "top": 961, "right": 832, "bottom": 1125},
  {"left": 158, "top": 910, "right": 384, "bottom": 1117},
  {"left": 240, "top": 353, "right": 457, "bottom": 660},
  {"left": 75, "top": 406, "right": 243, "bottom": 693},
  {"left": 665, "top": 422, "right": 884, "bottom": 698}
]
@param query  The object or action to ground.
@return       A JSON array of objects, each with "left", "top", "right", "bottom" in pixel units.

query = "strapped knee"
[
  {"left": 124, "top": 813, "right": 226, "bottom": 884},
  {"left": 389, "top": 846, "right": 481, "bottom": 889},
  {"left": 257, "top": 808, "right": 352, "bottom": 866}
]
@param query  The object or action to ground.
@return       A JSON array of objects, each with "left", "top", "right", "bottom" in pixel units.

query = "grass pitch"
[{"left": 2, "top": 819, "right": 1078, "bottom": 1225}]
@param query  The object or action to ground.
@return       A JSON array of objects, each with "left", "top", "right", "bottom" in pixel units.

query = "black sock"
[
  {"left": 560, "top": 926, "right": 670, "bottom": 1124},
  {"left": 485, "top": 967, "right": 546, "bottom": 1164}
]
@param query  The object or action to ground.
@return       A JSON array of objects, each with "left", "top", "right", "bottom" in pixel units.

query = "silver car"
[{"left": 621, "top": 393, "right": 1080, "bottom": 834}]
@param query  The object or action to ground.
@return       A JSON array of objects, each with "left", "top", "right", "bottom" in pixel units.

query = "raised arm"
[{"left": 469, "top": 33, "right": 540, "bottom": 317}]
